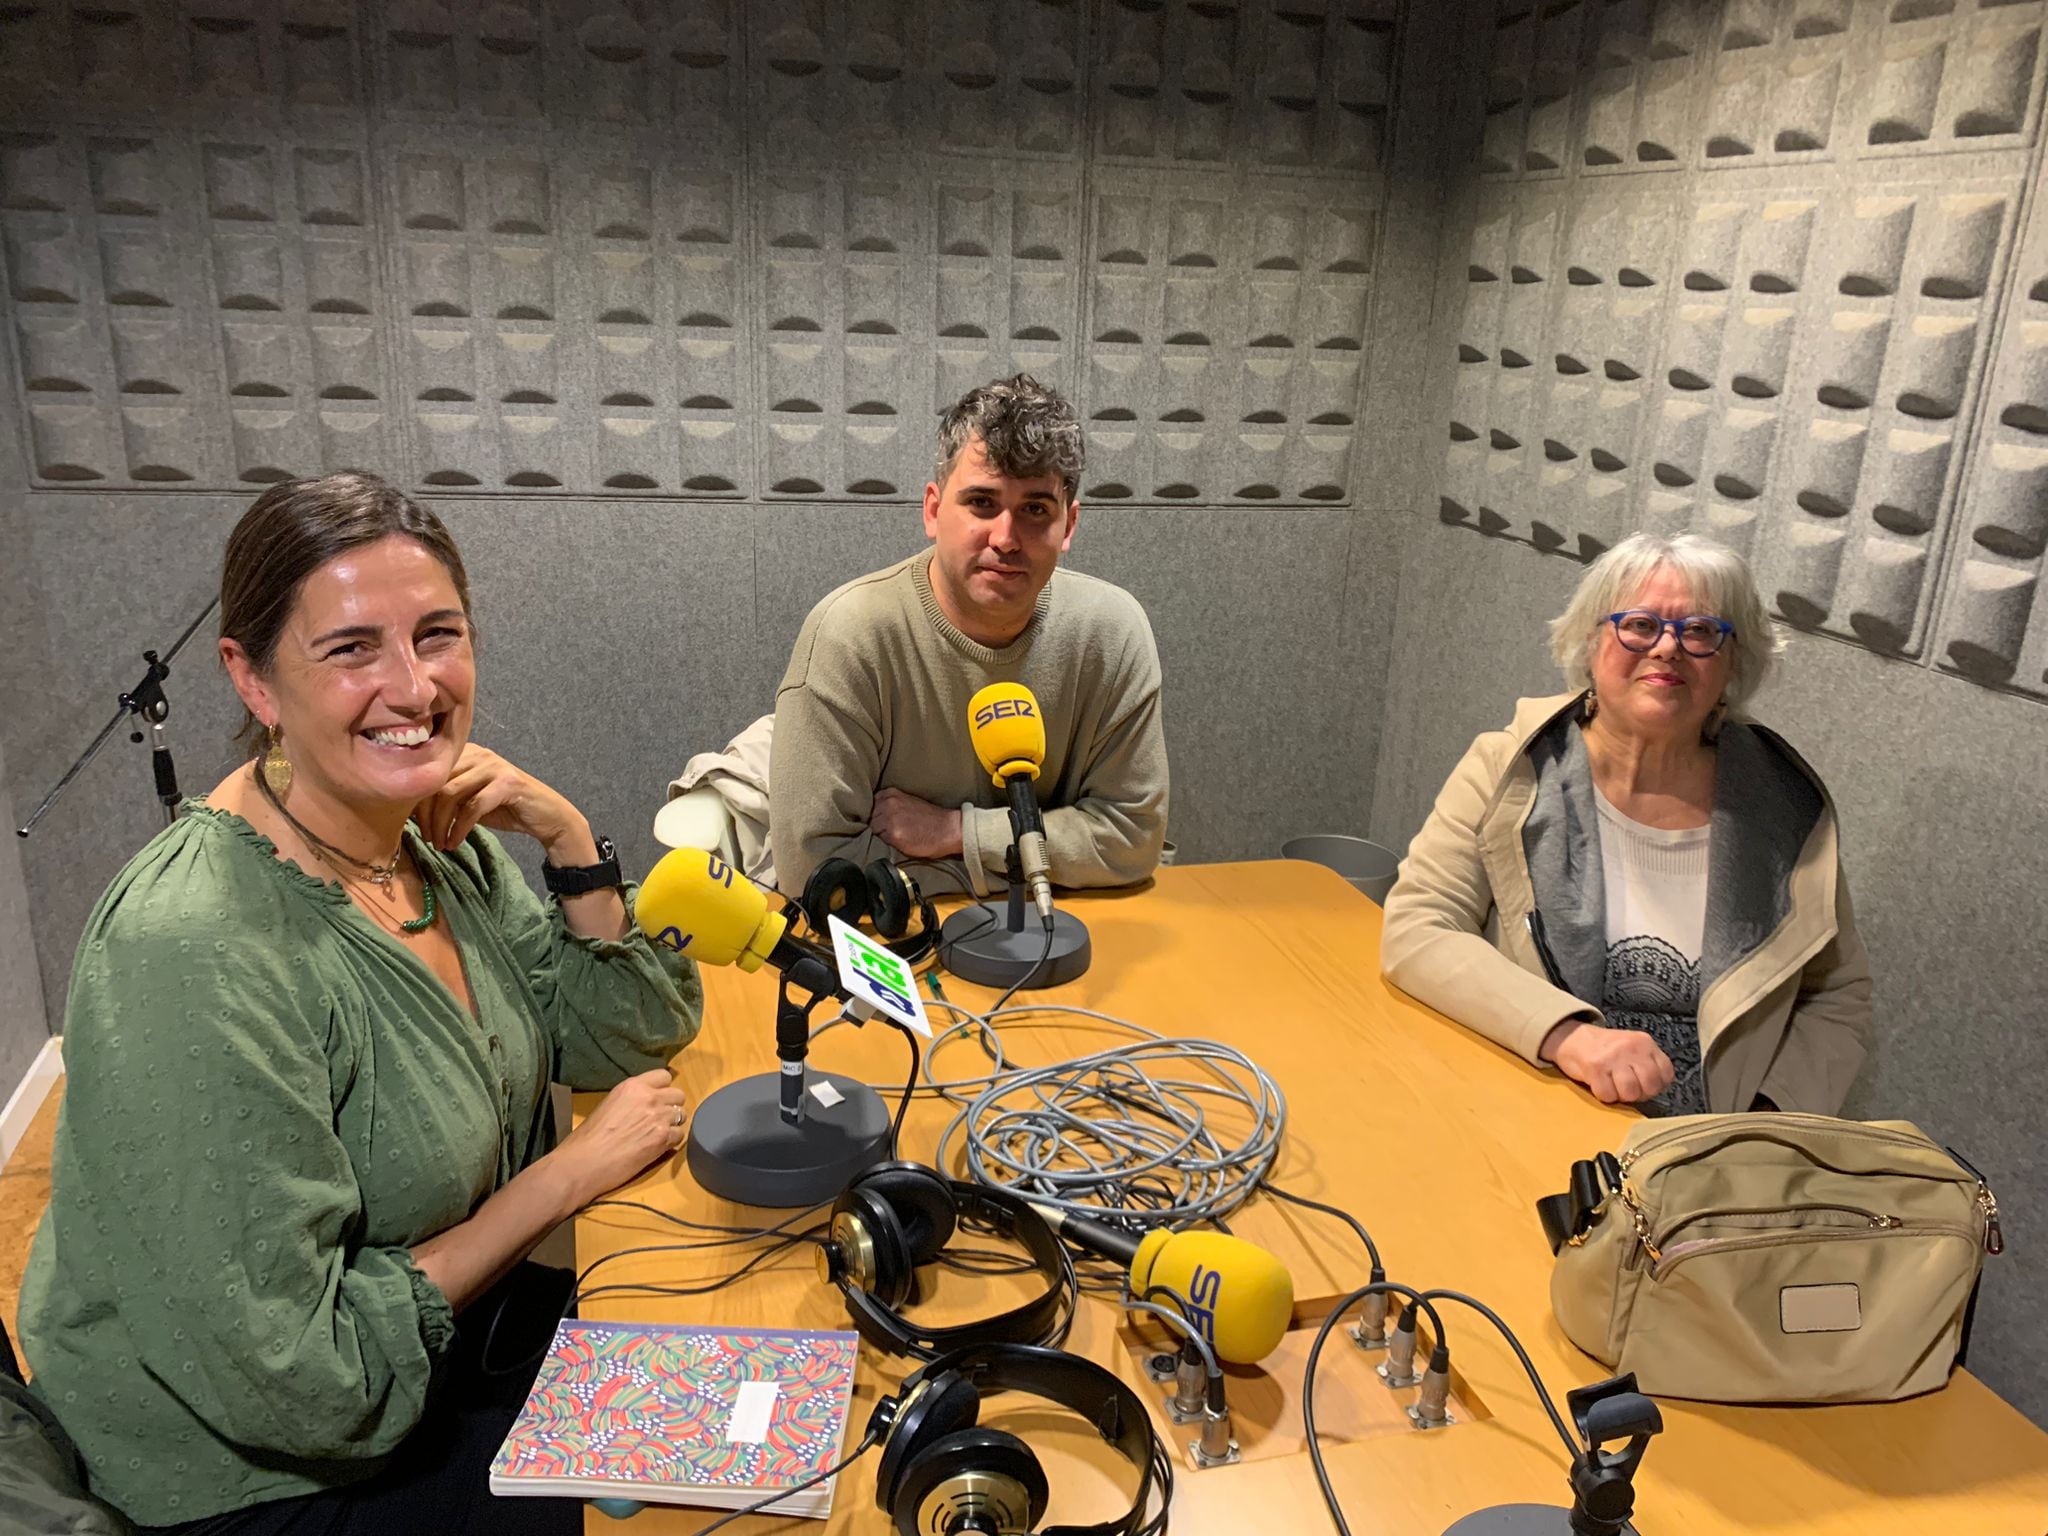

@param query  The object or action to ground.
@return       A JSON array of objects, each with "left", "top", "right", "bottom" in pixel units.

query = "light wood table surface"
[{"left": 576, "top": 860, "right": 2048, "bottom": 1535}]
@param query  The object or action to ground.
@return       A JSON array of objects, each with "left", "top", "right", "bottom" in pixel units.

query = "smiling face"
[
  {"left": 1588, "top": 563, "right": 1733, "bottom": 744},
  {"left": 222, "top": 534, "right": 474, "bottom": 819},
  {"left": 922, "top": 434, "right": 1079, "bottom": 647}
]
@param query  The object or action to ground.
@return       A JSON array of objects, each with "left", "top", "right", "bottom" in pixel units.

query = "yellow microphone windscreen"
[
  {"left": 967, "top": 681, "right": 1046, "bottom": 787},
  {"left": 634, "top": 847, "right": 785, "bottom": 970},
  {"left": 1130, "top": 1228, "right": 1295, "bottom": 1365}
]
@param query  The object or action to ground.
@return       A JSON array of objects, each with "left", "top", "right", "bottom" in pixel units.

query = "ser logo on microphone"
[
  {"left": 1180, "top": 1263, "right": 1224, "bottom": 1345},
  {"left": 973, "top": 698, "right": 1036, "bottom": 728}
]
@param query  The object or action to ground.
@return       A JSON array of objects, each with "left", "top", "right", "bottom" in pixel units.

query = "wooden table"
[{"left": 576, "top": 861, "right": 2048, "bottom": 1534}]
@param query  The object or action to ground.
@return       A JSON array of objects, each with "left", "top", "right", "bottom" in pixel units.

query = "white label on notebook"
[
  {"left": 725, "top": 1380, "right": 780, "bottom": 1444},
  {"left": 810, "top": 1079, "right": 845, "bottom": 1108}
]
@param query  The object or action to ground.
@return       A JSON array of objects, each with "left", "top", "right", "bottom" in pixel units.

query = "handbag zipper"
[
  {"left": 1651, "top": 1200, "right": 1896, "bottom": 1249},
  {"left": 1650, "top": 1220, "right": 1980, "bottom": 1281},
  {"left": 1619, "top": 1113, "right": 1948, "bottom": 1174}
]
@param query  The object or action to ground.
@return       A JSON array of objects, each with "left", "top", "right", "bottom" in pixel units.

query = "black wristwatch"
[{"left": 543, "top": 835, "right": 624, "bottom": 897}]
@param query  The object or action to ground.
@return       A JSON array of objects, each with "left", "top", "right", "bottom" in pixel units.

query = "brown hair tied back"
[{"left": 219, "top": 472, "right": 472, "bottom": 753}]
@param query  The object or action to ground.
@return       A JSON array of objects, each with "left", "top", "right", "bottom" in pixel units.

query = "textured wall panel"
[
  {"left": 1442, "top": 181, "right": 1677, "bottom": 559},
  {"left": 1645, "top": 170, "right": 2015, "bottom": 653},
  {"left": 1093, "top": 0, "right": 1397, "bottom": 175},
  {"left": 753, "top": 165, "right": 932, "bottom": 498},
  {"left": 1441, "top": 21, "right": 2032, "bottom": 662},
  {"left": 928, "top": 0, "right": 1087, "bottom": 159},
  {"left": 1083, "top": 167, "right": 1376, "bottom": 503},
  {"left": 1938, "top": 176, "right": 2048, "bottom": 692},
  {"left": 204, "top": 130, "right": 397, "bottom": 482},
  {"left": 3, "top": 128, "right": 230, "bottom": 485},
  {"left": 932, "top": 164, "right": 1085, "bottom": 416},
  {"left": 1472, "top": 0, "right": 2048, "bottom": 181}
]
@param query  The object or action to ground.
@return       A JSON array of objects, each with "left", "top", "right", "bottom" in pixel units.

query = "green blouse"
[{"left": 20, "top": 803, "right": 703, "bottom": 1525}]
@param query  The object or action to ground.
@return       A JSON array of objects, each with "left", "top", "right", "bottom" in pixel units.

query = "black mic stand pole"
[{"left": 18, "top": 595, "right": 221, "bottom": 839}]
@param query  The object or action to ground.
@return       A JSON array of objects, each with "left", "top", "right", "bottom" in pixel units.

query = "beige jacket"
[{"left": 1381, "top": 693, "right": 1873, "bottom": 1114}]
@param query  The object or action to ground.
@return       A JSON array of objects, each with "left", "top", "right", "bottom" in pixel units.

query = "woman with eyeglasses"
[{"left": 1380, "top": 532, "right": 1871, "bottom": 1117}]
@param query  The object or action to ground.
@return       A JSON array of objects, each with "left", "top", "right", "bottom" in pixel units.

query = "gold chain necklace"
[{"left": 254, "top": 767, "right": 436, "bottom": 932}]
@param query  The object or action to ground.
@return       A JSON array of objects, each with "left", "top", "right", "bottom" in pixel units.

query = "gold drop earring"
[{"left": 260, "top": 724, "right": 294, "bottom": 799}]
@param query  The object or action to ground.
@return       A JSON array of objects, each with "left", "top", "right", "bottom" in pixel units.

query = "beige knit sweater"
[{"left": 770, "top": 552, "right": 1169, "bottom": 899}]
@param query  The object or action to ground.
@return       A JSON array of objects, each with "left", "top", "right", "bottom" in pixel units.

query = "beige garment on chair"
[{"left": 663, "top": 713, "right": 776, "bottom": 886}]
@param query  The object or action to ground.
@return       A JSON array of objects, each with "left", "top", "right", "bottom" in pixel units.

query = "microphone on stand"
[
  {"left": 966, "top": 682, "right": 1055, "bottom": 927},
  {"left": 938, "top": 682, "right": 1094, "bottom": 990},
  {"left": 636, "top": 847, "right": 892, "bottom": 1208}
]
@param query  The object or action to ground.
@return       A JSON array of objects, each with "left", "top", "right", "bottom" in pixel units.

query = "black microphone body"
[
  {"left": 1031, "top": 1204, "right": 1143, "bottom": 1266},
  {"left": 1003, "top": 775, "right": 1055, "bottom": 925}
]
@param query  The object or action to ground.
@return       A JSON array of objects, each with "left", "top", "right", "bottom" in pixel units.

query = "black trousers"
[{"left": 138, "top": 1264, "right": 581, "bottom": 1536}]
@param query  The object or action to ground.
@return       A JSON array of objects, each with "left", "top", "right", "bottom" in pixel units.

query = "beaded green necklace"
[{"left": 255, "top": 767, "right": 437, "bottom": 933}]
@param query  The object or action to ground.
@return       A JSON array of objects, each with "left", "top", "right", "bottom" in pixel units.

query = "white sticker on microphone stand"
[{"left": 827, "top": 914, "right": 933, "bottom": 1037}]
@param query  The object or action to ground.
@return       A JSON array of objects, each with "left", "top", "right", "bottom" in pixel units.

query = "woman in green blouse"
[{"left": 20, "top": 473, "right": 704, "bottom": 1533}]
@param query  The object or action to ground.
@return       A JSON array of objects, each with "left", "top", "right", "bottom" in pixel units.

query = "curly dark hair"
[{"left": 933, "top": 373, "right": 1084, "bottom": 502}]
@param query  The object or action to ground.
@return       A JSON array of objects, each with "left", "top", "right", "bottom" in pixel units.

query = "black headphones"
[
  {"left": 814, "top": 1161, "right": 1076, "bottom": 1361},
  {"left": 801, "top": 856, "right": 939, "bottom": 967},
  {"left": 867, "top": 1342, "right": 1172, "bottom": 1536}
]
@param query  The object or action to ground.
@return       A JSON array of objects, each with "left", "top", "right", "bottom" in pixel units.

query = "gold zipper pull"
[
  {"left": 1620, "top": 1180, "right": 1661, "bottom": 1264},
  {"left": 1868, "top": 1214, "right": 1902, "bottom": 1229},
  {"left": 1978, "top": 1184, "right": 2003, "bottom": 1255}
]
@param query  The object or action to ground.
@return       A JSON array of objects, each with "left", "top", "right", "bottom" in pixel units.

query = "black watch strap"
[{"left": 543, "top": 835, "right": 623, "bottom": 897}]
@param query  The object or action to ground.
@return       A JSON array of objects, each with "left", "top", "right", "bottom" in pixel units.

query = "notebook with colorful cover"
[{"left": 489, "top": 1319, "right": 862, "bottom": 1517}]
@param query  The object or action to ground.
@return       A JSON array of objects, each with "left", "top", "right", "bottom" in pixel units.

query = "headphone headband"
[{"left": 836, "top": 1180, "right": 1075, "bottom": 1361}]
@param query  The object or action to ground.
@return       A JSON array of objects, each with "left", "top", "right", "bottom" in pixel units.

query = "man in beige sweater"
[{"left": 771, "top": 374, "right": 1169, "bottom": 900}]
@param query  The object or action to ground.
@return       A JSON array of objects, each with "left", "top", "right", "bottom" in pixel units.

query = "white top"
[
  {"left": 1595, "top": 791, "right": 1710, "bottom": 961},
  {"left": 1594, "top": 789, "right": 1713, "bottom": 1115}
]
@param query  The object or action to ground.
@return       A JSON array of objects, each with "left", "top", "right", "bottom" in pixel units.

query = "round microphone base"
[
  {"left": 1444, "top": 1506, "right": 1639, "bottom": 1536},
  {"left": 939, "top": 905, "right": 1092, "bottom": 991},
  {"left": 684, "top": 1070, "right": 893, "bottom": 1208}
]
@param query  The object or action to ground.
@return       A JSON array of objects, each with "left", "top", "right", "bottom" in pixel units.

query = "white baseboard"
[{"left": 0, "top": 1036, "right": 62, "bottom": 1169}]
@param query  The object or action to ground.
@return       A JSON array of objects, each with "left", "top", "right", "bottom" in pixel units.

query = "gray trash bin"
[{"left": 1281, "top": 835, "right": 1401, "bottom": 905}]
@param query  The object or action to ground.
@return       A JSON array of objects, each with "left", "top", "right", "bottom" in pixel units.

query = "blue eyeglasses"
[{"left": 1605, "top": 611, "right": 1735, "bottom": 657}]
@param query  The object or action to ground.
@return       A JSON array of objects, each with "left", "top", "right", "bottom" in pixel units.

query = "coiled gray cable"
[{"left": 915, "top": 1000, "right": 1288, "bottom": 1228}]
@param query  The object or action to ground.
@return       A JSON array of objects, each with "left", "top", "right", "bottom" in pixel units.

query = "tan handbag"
[{"left": 1537, "top": 1113, "right": 2002, "bottom": 1404}]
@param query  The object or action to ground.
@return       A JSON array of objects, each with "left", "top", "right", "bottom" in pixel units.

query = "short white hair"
[{"left": 1547, "top": 533, "right": 1781, "bottom": 706}]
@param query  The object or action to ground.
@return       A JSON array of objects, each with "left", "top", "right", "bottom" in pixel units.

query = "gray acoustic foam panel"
[
  {"left": 1433, "top": 0, "right": 2048, "bottom": 668},
  {"left": 1938, "top": 170, "right": 2048, "bottom": 692},
  {"left": 0, "top": 0, "right": 1404, "bottom": 509}
]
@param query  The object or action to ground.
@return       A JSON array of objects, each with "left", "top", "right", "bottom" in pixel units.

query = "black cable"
[
  {"left": 1302, "top": 1282, "right": 1450, "bottom": 1536},
  {"left": 687, "top": 1426, "right": 882, "bottom": 1536},
  {"left": 580, "top": 1197, "right": 829, "bottom": 1245},
  {"left": 888, "top": 1023, "right": 920, "bottom": 1159},
  {"left": 1263, "top": 1181, "right": 1383, "bottom": 1273},
  {"left": 1420, "top": 1288, "right": 1580, "bottom": 1460},
  {"left": 934, "top": 1246, "right": 1042, "bottom": 1276},
  {"left": 572, "top": 1229, "right": 821, "bottom": 1309},
  {"left": 986, "top": 915, "right": 1058, "bottom": 1017}
]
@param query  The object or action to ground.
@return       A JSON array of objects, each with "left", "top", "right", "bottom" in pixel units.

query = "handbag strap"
[{"left": 1536, "top": 1151, "right": 1624, "bottom": 1255}]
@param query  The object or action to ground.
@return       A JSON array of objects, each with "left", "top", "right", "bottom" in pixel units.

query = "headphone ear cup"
[
  {"left": 890, "top": 1429, "right": 1048, "bottom": 1536},
  {"left": 802, "top": 857, "right": 871, "bottom": 932},
  {"left": 864, "top": 859, "right": 914, "bottom": 939},
  {"left": 873, "top": 1369, "right": 982, "bottom": 1517},
  {"left": 854, "top": 1161, "right": 958, "bottom": 1267},
  {"left": 840, "top": 1184, "right": 916, "bottom": 1308}
]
